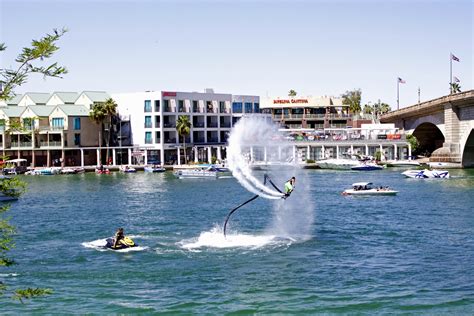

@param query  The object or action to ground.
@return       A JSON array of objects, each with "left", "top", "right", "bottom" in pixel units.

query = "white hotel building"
[{"left": 112, "top": 89, "right": 261, "bottom": 165}]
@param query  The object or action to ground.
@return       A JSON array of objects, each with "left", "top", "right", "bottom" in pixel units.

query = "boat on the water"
[
  {"left": 26, "top": 167, "right": 62, "bottom": 175},
  {"left": 174, "top": 166, "right": 221, "bottom": 179},
  {"left": 144, "top": 165, "right": 166, "bottom": 173},
  {"left": 119, "top": 165, "right": 137, "bottom": 173},
  {"left": 385, "top": 160, "right": 421, "bottom": 167},
  {"left": 2, "top": 158, "right": 28, "bottom": 175},
  {"left": 317, "top": 158, "right": 361, "bottom": 170},
  {"left": 402, "top": 169, "right": 450, "bottom": 179},
  {"left": 95, "top": 167, "right": 110, "bottom": 174},
  {"left": 351, "top": 162, "right": 384, "bottom": 171},
  {"left": 60, "top": 167, "right": 85, "bottom": 174},
  {"left": 342, "top": 182, "right": 398, "bottom": 196}
]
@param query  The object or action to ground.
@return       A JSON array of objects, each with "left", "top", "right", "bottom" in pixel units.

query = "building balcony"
[
  {"left": 220, "top": 122, "right": 231, "bottom": 128},
  {"left": 145, "top": 139, "right": 153, "bottom": 144},
  {"left": 305, "top": 114, "right": 326, "bottom": 119},
  {"left": 164, "top": 138, "right": 176, "bottom": 144},
  {"left": 163, "top": 107, "right": 176, "bottom": 113},
  {"left": 193, "top": 123, "right": 205, "bottom": 128},
  {"left": 38, "top": 126, "right": 65, "bottom": 132},
  {"left": 178, "top": 107, "right": 190, "bottom": 113},
  {"left": 207, "top": 138, "right": 219, "bottom": 143},
  {"left": 39, "top": 141, "right": 63, "bottom": 148},
  {"left": 11, "top": 141, "right": 33, "bottom": 148},
  {"left": 207, "top": 122, "right": 218, "bottom": 128},
  {"left": 163, "top": 123, "right": 176, "bottom": 128},
  {"left": 193, "top": 138, "right": 205, "bottom": 143},
  {"left": 144, "top": 123, "right": 153, "bottom": 128}
]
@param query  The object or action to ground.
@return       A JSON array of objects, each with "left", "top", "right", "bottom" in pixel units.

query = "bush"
[{"left": 306, "top": 159, "right": 315, "bottom": 163}]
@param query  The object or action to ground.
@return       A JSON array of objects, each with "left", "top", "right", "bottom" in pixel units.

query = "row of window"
[
  {"left": 144, "top": 100, "right": 260, "bottom": 114},
  {"left": 231, "top": 102, "right": 260, "bottom": 114},
  {"left": 0, "top": 118, "right": 82, "bottom": 130}
]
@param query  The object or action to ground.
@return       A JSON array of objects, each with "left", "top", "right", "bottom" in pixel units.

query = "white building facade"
[{"left": 112, "top": 89, "right": 261, "bottom": 165}]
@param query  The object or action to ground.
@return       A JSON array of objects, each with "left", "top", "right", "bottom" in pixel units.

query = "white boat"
[
  {"left": 342, "top": 182, "right": 398, "bottom": 196},
  {"left": 402, "top": 169, "right": 450, "bottom": 179},
  {"left": 351, "top": 162, "right": 384, "bottom": 171},
  {"left": 26, "top": 167, "right": 62, "bottom": 175},
  {"left": 144, "top": 165, "right": 166, "bottom": 173},
  {"left": 317, "top": 158, "right": 360, "bottom": 170},
  {"left": 174, "top": 166, "right": 220, "bottom": 179},
  {"left": 60, "top": 167, "right": 85, "bottom": 174},
  {"left": 385, "top": 160, "right": 421, "bottom": 167},
  {"left": 119, "top": 165, "right": 137, "bottom": 173},
  {"left": 2, "top": 158, "right": 28, "bottom": 175}
]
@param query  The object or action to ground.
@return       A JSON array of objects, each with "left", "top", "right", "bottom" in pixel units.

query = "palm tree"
[
  {"left": 288, "top": 89, "right": 297, "bottom": 97},
  {"left": 176, "top": 115, "right": 192, "bottom": 165},
  {"left": 89, "top": 102, "right": 106, "bottom": 164},
  {"left": 342, "top": 89, "right": 362, "bottom": 114},
  {"left": 450, "top": 83, "right": 461, "bottom": 94},
  {"left": 103, "top": 98, "right": 117, "bottom": 164}
]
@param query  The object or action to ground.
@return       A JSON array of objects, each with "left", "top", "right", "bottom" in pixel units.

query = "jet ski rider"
[
  {"left": 113, "top": 228, "right": 125, "bottom": 248},
  {"left": 284, "top": 177, "right": 296, "bottom": 198}
]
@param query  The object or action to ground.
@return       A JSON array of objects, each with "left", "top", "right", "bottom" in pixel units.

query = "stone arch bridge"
[{"left": 381, "top": 90, "right": 474, "bottom": 168}]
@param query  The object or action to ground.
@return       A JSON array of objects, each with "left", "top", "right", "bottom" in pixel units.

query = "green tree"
[
  {"left": 0, "top": 29, "right": 66, "bottom": 302},
  {"left": 363, "top": 103, "right": 373, "bottom": 114},
  {"left": 0, "top": 28, "right": 67, "bottom": 101},
  {"left": 89, "top": 103, "right": 106, "bottom": 163},
  {"left": 450, "top": 82, "right": 461, "bottom": 94},
  {"left": 288, "top": 89, "right": 297, "bottom": 97},
  {"left": 406, "top": 134, "right": 420, "bottom": 156},
  {"left": 176, "top": 116, "right": 192, "bottom": 165},
  {"left": 342, "top": 89, "right": 362, "bottom": 114},
  {"left": 103, "top": 98, "right": 118, "bottom": 164}
]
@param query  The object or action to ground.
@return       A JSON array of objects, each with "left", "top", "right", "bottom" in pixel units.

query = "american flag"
[
  {"left": 398, "top": 77, "right": 406, "bottom": 84},
  {"left": 454, "top": 76, "right": 460, "bottom": 83},
  {"left": 451, "top": 53, "right": 460, "bottom": 62}
]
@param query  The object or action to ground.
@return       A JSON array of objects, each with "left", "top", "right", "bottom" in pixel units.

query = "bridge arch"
[
  {"left": 412, "top": 122, "right": 445, "bottom": 155},
  {"left": 461, "top": 128, "right": 474, "bottom": 168}
]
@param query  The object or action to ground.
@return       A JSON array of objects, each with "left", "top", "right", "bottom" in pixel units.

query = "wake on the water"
[{"left": 183, "top": 116, "right": 315, "bottom": 249}]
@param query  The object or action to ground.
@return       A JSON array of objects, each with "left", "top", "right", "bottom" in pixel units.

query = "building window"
[
  {"left": 144, "top": 100, "right": 152, "bottom": 112},
  {"left": 52, "top": 118, "right": 64, "bottom": 129},
  {"left": 145, "top": 116, "right": 152, "bottom": 128},
  {"left": 145, "top": 132, "right": 152, "bottom": 144},
  {"left": 23, "top": 118, "right": 34, "bottom": 130},
  {"left": 74, "top": 117, "right": 81, "bottom": 130},
  {"left": 163, "top": 99, "right": 170, "bottom": 112},
  {"left": 254, "top": 103, "right": 260, "bottom": 113},
  {"left": 155, "top": 131, "right": 161, "bottom": 143},
  {"left": 245, "top": 102, "right": 253, "bottom": 113},
  {"left": 154, "top": 100, "right": 160, "bottom": 112},
  {"left": 232, "top": 102, "right": 242, "bottom": 113},
  {"left": 74, "top": 133, "right": 81, "bottom": 145},
  {"left": 178, "top": 100, "right": 185, "bottom": 112}
]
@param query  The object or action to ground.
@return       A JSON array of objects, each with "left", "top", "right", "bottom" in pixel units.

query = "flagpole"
[
  {"left": 397, "top": 79, "right": 399, "bottom": 110},
  {"left": 450, "top": 53, "right": 453, "bottom": 94}
]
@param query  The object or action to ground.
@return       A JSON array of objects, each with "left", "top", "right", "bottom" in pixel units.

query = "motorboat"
[
  {"left": 342, "top": 182, "right": 398, "bottom": 196},
  {"left": 60, "top": 167, "right": 85, "bottom": 174},
  {"left": 385, "top": 160, "right": 421, "bottom": 167},
  {"left": 351, "top": 162, "right": 384, "bottom": 171},
  {"left": 119, "top": 165, "right": 137, "bottom": 173},
  {"left": 402, "top": 169, "right": 450, "bottom": 179},
  {"left": 317, "top": 158, "right": 360, "bottom": 170},
  {"left": 174, "top": 166, "right": 220, "bottom": 179},
  {"left": 95, "top": 167, "right": 110, "bottom": 174},
  {"left": 26, "top": 167, "right": 62, "bottom": 175},
  {"left": 144, "top": 165, "right": 166, "bottom": 173},
  {"left": 2, "top": 158, "right": 28, "bottom": 175}
]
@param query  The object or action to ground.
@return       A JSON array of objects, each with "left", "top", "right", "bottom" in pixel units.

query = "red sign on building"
[{"left": 162, "top": 91, "right": 177, "bottom": 97}]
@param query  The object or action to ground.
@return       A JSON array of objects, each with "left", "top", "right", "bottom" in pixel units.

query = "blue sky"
[{"left": 1, "top": 0, "right": 472, "bottom": 108}]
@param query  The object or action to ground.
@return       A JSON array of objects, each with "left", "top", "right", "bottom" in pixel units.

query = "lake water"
[{"left": 1, "top": 168, "right": 473, "bottom": 313}]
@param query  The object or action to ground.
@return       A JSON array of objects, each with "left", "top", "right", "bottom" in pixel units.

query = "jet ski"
[{"left": 105, "top": 236, "right": 137, "bottom": 250}]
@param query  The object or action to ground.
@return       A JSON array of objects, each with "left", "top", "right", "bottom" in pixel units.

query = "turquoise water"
[{"left": 1, "top": 169, "right": 474, "bottom": 313}]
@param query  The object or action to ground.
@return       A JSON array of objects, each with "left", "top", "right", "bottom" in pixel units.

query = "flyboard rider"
[{"left": 284, "top": 176, "right": 296, "bottom": 198}]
